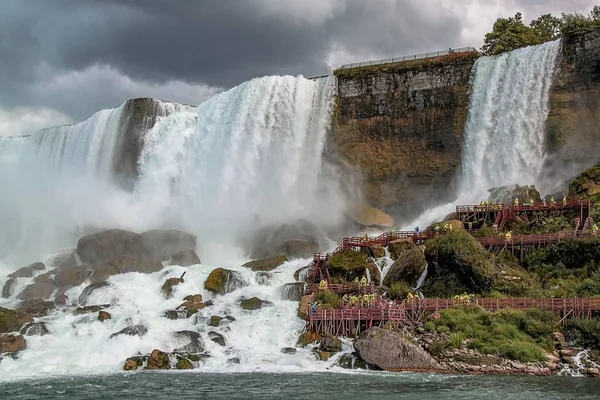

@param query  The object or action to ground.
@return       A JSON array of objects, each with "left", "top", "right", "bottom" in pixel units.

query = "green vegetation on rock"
[
  {"left": 328, "top": 250, "right": 368, "bottom": 281},
  {"left": 429, "top": 308, "right": 556, "bottom": 362},
  {"left": 314, "top": 290, "right": 340, "bottom": 309},
  {"left": 569, "top": 161, "right": 600, "bottom": 204}
]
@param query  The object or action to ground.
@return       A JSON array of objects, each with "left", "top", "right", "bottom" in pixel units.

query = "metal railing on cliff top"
[{"left": 338, "top": 47, "right": 477, "bottom": 69}]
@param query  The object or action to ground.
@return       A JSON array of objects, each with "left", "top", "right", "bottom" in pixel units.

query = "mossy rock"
[
  {"left": 487, "top": 184, "right": 541, "bottom": 204},
  {"left": 161, "top": 277, "right": 182, "bottom": 298},
  {"left": 240, "top": 297, "right": 272, "bottom": 310},
  {"left": 345, "top": 204, "right": 395, "bottom": 227},
  {"left": 176, "top": 358, "right": 194, "bottom": 370},
  {"left": 422, "top": 230, "right": 497, "bottom": 297},
  {"left": 0, "top": 307, "right": 33, "bottom": 334},
  {"left": 366, "top": 262, "right": 381, "bottom": 286},
  {"left": 204, "top": 268, "right": 245, "bottom": 295},
  {"left": 370, "top": 245, "right": 386, "bottom": 258},
  {"left": 387, "top": 239, "right": 414, "bottom": 260},
  {"left": 208, "top": 316, "right": 223, "bottom": 327},
  {"left": 383, "top": 247, "right": 427, "bottom": 287},
  {"left": 242, "top": 255, "right": 288, "bottom": 272},
  {"left": 297, "top": 331, "right": 321, "bottom": 347},
  {"left": 569, "top": 162, "right": 600, "bottom": 202},
  {"left": 328, "top": 250, "right": 369, "bottom": 281}
]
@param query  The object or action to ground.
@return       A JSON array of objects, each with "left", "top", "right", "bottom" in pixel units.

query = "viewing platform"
[{"left": 337, "top": 47, "right": 477, "bottom": 70}]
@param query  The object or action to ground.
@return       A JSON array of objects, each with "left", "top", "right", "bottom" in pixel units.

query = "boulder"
[
  {"left": 8, "top": 262, "right": 46, "bottom": 279},
  {"left": 161, "top": 277, "right": 183, "bottom": 298},
  {"left": 146, "top": 349, "right": 170, "bottom": 370},
  {"left": 293, "top": 266, "right": 311, "bottom": 282},
  {"left": 227, "top": 358, "right": 240, "bottom": 365},
  {"left": 123, "top": 358, "right": 140, "bottom": 371},
  {"left": 54, "top": 293, "right": 69, "bottom": 305},
  {"left": 383, "top": 247, "right": 427, "bottom": 287},
  {"left": 353, "top": 327, "right": 446, "bottom": 371},
  {"left": 388, "top": 239, "right": 414, "bottom": 260},
  {"left": 242, "top": 255, "right": 288, "bottom": 272},
  {"left": 16, "top": 299, "right": 55, "bottom": 317},
  {"left": 281, "top": 347, "right": 297, "bottom": 354},
  {"left": 370, "top": 245, "right": 386, "bottom": 259},
  {"left": 139, "top": 229, "right": 197, "bottom": 262},
  {"left": 204, "top": 268, "right": 245, "bottom": 295},
  {"left": 366, "top": 261, "right": 381, "bottom": 286},
  {"left": 76, "top": 229, "right": 142, "bottom": 268},
  {"left": 328, "top": 250, "right": 369, "bottom": 281},
  {"left": 1, "top": 279, "right": 16, "bottom": 299},
  {"left": 168, "top": 250, "right": 201, "bottom": 267},
  {"left": 314, "top": 350, "right": 332, "bottom": 361},
  {"left": 53, "top": 265, "right": 93, "bottom": 288},
  {"left": 336, "top": 353, "right": 369, "bottom": 370},
  {"left": 297, "top": 331, "right": 321, "bottom": 347},
  {"left": 208, "top": 331, "right": 226, "bottom": 347},
  {"left": 208, "top": 316, "right": 223, "bottom": 327},
  {"left": 110, "top": 325, "right": 148, "bottom": 339},
  {"left": 20, "top": 322, "right": 49, "bottom": 336},
  {"left": 320, "top": 335, "right": 342, "bottom": 353},
  {"left": 173, "top": 330, "right": 205, "bottom": 353},
  {"left": 247, "top": 219, "right": 323, "bottom": 259},
  {"left": 74, "top": 305, "right": 109, "bottom": 315},
  {"left": 0, "top": 334, "right": 26, "bottom": 353},
  {"left": 569, "top": 162, "right": 600, "bottom": 200},
  {"left": 176, "top": 358, "right": 194, "bottom": 370},
  {"left": 280, "top": 283, "right": 306, "bottom": 301},
  {"left": 98, "top": 311, "right": 111, "bottom": 322},
  {"left": 97, "top": 255, "right": 163, "bottom": 276},
  {"left": 0, "top": 307, "right": 33, "bottom": 333},
  {"left": 282, "top": 240, "right": 318, "bottom": 259},
  {"left": 177, "top": 294, "right": 205, "bottom": 317},
  {"left": 240, "top": 297, "right": 272, "bottom": 310},
  {"left": 78, "top": 281, "right": 110, "bottom": 305},
  {"left": 297, "top": 294, "right": 314, "bottom": 321},
  {"left": 488, "top": 184, "right": 541, "bottom": 205},
  {"left": 18, "top": 282, "right": 57, "bottom": 301},
  {"left": 345, "top": 204, "right": 395, "bottom": 228}
]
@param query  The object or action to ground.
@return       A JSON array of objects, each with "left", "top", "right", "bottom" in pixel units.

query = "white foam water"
[{"left": 405, "top": 40, "right": 561, "bottom": 229}]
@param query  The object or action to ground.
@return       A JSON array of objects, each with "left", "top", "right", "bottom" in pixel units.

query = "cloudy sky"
[{"left": 0, "top": 0, "right": 595, "bottom": 136}]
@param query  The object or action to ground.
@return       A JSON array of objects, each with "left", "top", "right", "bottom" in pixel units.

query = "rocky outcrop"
[
  {"left": 569, "top": 162, "right": 600, "bottom": 201},
  {"left": 0, "top": 307, "right": 33, "bottom": 333},
  {"left": 161, "top": 277, "right": 183, "bottom": 298},
  {"left": 20, "top": 322, "right": 49, "bottom": 336},
  {"left": 344, "top": 205, "right": 396, "bottom": 228},
  {"left": 240, "top": 297, "right": 272, "bottom": 310},
  {"left": 0, "top": 334, "right": 26, "bottom": 353},
  {"left": 146, "top": 349, "right": 170, "bottom": 370},
  {"left": 1, "top": 279, "right": 16, "bottom": 299},
  {"left": 168, "top": 250, "right": 201, "bottom": 267},
  {"left": 110, "top": 325, "right": 148, "bottom": 339},
  {"left": 280, "top": 283, "right": 306, "bottom": 301},
  {"left": 242, "top": 255, "right": 288, "bottom": 272},
  {"left": 320, "top": 335, "right": 342, "bottom": 353},
  {"left": 297, "top": 294, "right": 314, "bottom": 321},
  {"left": 353, "top": 327, "right": 445, "bottom": 371},
  {"left": 8, "top": 262, "right": 45, "bottom": 278},
  {"left": 333, "top": 51, "right": 478, "bottom": 222},
  {"left": 204, "top": 268, "right": 245, "bottom": 295},
  {"left": 18, "top": 282, "right": 56, "bottom": 301},
  {"left": 487, "top": 185, "right": 541, "bottom": 205},
  {"left": 545, "top": 29, "right": 600, "bottom": 188},
  {"left": 282, "top": 240, "right": 319, "bottom": 259},
  {"left": 208, "top": 331, "right": 226, "bottom": 347},
  {"left": 16, "top": 299, "right": 55, "bottom": 317},
  {"left": 383, "top": 247, "right": 427, "bottom": 287},
  {"left": 173, "top": 330, "right": 205, "bottom": 353},
  {"left": 98, "top": 311, "right": 111, "bottom": 322},
  {"left": 139, "top": 229, "right": 197, "bottom": 264}
]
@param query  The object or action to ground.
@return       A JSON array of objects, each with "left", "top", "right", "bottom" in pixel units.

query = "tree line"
[{"left": 482, "top": 5, "right": 600, "bottom": 56}]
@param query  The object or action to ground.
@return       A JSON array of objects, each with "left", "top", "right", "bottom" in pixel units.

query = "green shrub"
[
  {"left": 449, "top": 332, "right": 466, "bottom": 349},
  {"left": 436, "top": 325, "right": 450, "bottom": 334},
  {"left": 565, "top": 318, "right": 600, "bottom": 347},
  {"left": 499, "top": 341, "right": 546, "bottom": 363},
  {"left": 389, "top": 281, "right": 411, "bottom": 300},
  {"left": 314, "top": 290, "right": 340, "bottom": 309},
  {"left": 427, "top": 340, "right": 446, "bottom": 357},
  {"left": 577, "top": 278, "right": 600, "bottom": 297},
  {"left": 424, "top": 321, "right": 436, "bottom": 332}
]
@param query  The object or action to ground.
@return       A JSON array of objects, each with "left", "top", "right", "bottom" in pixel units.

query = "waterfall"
[
  {"left": 414, "top": 263, "right": 428, "bottom": 291},
  {"left": 406, "top": 40, "right": 561, "bottom": 229}
]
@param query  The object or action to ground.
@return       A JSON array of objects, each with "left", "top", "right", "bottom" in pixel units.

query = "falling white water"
[{"left": 405, "top": 40, "right": 561, "bottom": 229}]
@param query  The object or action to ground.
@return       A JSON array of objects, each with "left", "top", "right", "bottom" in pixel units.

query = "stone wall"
[{"left": 331, "top": 52, "right": 479, "bottom": 222}]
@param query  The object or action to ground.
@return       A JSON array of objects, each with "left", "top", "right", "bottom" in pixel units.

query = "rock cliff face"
[
  {"left": 543, "top": 30, "right": 600, "bottom": 190},
  {"left": 331, "top": 52, "right": 479, "bottom": 222}
]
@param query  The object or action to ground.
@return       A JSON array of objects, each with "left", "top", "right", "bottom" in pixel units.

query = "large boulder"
[
  {"left": 0, "top": 307, "right": 33, "bottom": 333},
  {"left": 53, "top": 265, "right": 94, "bottom": 288},
  {"left": 487, "top": 184, "right": 541, "bottom": 205},
  {"left": 161, "top": 277, "right": 183, "bottom": 298},
  {"left": 280, "top": 283, "right": 306, "bottom": 301},
  {"left": 242, "top": 255, "right": 288, "bottom": 272},
  {"left": 383, "top": 247, "right": 427, "bottom": 287},
  {"left": 146, "top": 349, "right": 170, "bottom": 370},
  {"left": 247, "top": 220, "right": 324, "bottom": 259},
  {"left": 345, "top": 204, "right": 396, "bottom": 228},
  {"left": 353, "top": 327, "right": 445, "bottom": 371},
  {"left": 8, "top": 262, "right": 46, "bottom": 278},
  {"left": 320, "top": 335, "right": 342, "bottom": 353},
  {"left": 76, "top": 229, "right": 142, "bottom": 268},
  {"left": 0, "top": 334, "right": 26, "bottom": 353},
  {"left": 282, "top": 240, "right": 319, "bottom": 259},
  {"left": 168, "top": 250, "right": 201, "bottom": 267},
  {"left": 388, "top": 239, "right": 414, "bottom": 260},
  {"left": 240, "top": 297, "right": 272, "bottom": 310},
  {"left": 176, "top": 294, "right": 206, "bottom": 317},
  {"left": 16, "top": 299, "right": 55, "bottom": 317},
  {"left": 1, "top": 279, "right": 16, "bottom": 299},
  {"left": 139, "top": 229, "right": 197, "bottom": 263},
  {"left": 18, "top": 282, "right": 57, "bottom": 301},
  {"left": 204, "top": 268, "right": 245, "bottom": 295},
  {"left": 297, "top": 294, "right": 314, "bottom": 321},
  {"left": 422, "top": 230, "right": 498, "bottom": 297}
]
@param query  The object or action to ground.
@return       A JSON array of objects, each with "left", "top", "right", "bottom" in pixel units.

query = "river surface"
[{"left": 0, "top": 372, "right": 599, "bottom": 399}]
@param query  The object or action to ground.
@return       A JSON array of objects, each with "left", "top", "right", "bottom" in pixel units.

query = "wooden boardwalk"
[{"left": 304, "top": 283, "right": 377, "bottom": 295}]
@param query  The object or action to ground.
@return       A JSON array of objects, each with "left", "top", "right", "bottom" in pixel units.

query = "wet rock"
[
  {"left": 173, "top": 294, "right": 206, "bottom": 318},
  {"left": 53, "top": 265, "right": 93, "bottom": 288},
  {"left": 370, "top": 245, "right": 386, "bottom": 259},
  {"left": 208, "top": 316, "right": 223, "bottom": 327},
  {"left": 255, "top": 272, "right": 274, "bottom": 286},
  {"left": 242, "top": 255, "right": 288, "bottom": 272},
  {"left": 297, "top": 294, "right": 314, "bottom": 321},
  {"left": 165, "top": 310, "right": 187, "bottom": 320},
  {"left": 293, "top": 266, "right": 311, "bottom": 282},
  {"left": 387, "top": 239, "right": 414, "bottom": 260},
  {"left": 18, "top": 282, "right": 57, "bottom": 301},
  {"left": 173, "top": 330, "right": 205, "bottom": 353},
  {"left": 240, "top": 297, "right": 272, "bottom": 310},
  {"left": 0, "top": 334, "right": 26, "bottom": 353},
  {"left": 282, "top": 240, "right": 318, "bottom": 259},
  {"left": 110, "top": 325, "right": 148, "bottom": 339},
  {"left": 161, "top": 277, "right": 183, "bottom": 298},
  {"left": 16, "top": 298, "right": 55, "bottom": 317},
  {"left": 54, "top": 293, "right": 69, "bottom": 305},
  {"left": 98, "top": 311, "right": 112, "bottom": 322},
  {"left": 336, "top": 353, "right": 369, "bottom": 370},
  {"left": 8, "top": 262, "right": 46, "bottom": 278},
  {"left": 227, "top": 358, "right": 240, "bottom": 365},
  {"left": 586, "top": 367, "right": 600, "bottom": 377},
  {"left": 0, "top": 307, "right": 33, "bottom": 333},
  {"left": 487, "top": 184, "right": 540, "bottom": 205},
  {"left": 139, "top": 229, "right": 197, "bottom": 263},
  {"left": 366, "top": 261, "right": 381, "bottom": 286},
  {"left": 281, "top": 347, "right": 297, "bottom": 354},
  {"left": 208, "top": 331, "right": 226, "bottom": 347},
  {"left": 168, "top": 250, "right": 201, "bottom": 267},
  {"left": 383, "top": 247, "right": 427, "bottom": 287},
  {"left": 146, "top": 349, "right": 170, "bottom": 370},
  {"left": 320, "top": 335, "right": 342, "bottom": 353},
  {"left": 204, "top": 268, "right": 246, "bottom": 295},
  {"left": 1, "top": 279, "right": 16, "bottom": 299},
  {"left": 280, "top": 283, "right": 306, "bottom": 301},
  {"left": 77, "top": 229, "right": 142, "bottom": 268},
  {"left": 354, "top": 327, "right": 446, "bottom": 371},
  {"left": 74, "top": 305, "right": 109, "bottom": 316},
  {"left": 78, "top": 281, "right": 110, "bottom": 305},
  {"left": 19, "top": 322, "right": 49, "bottom": 336},
  {"left": 314, "top": 350, "right": 332, "bottom": 361},
  {"left": 123, "top": 358, "right": 140, "bottom": 371},
  {"left": 297, "top": 331, "right": 321, "bottom": 347},
  {"left": 176, "top": 358, "right": 194, "bottom": 369}
]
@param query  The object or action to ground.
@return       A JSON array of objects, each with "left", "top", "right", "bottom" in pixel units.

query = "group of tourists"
[
  {"left": 513, "top": 196, "right": 567, "bottom": 207},
  {"left": 478, "top": 201, "right": 503, "bottom": 210},
  {"left": 342, "top": 293, "right": 377, "bottom": 307},
  {"left": 453, "top": 293, "right": 475, "bottom": 304},
  {"left": 434, "top": 223, "right": 454, "bottom": 233}
]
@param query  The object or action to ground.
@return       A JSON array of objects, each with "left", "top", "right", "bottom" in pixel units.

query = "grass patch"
[
  {"left": 428, "top": 307, "right": 556, "bottom": 362},
  {"left": 388, "top": 281, "right": 412, "bottom": 300},
  {"left": 314, "top": 290, "right": 340, "bottom": 309},
  {"left": 328, "top": 250, "right": 368, "bottom": 281}
]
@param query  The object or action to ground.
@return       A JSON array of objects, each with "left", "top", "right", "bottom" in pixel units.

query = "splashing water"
[{"left": 405, "top": 40, "right": 561, "bottom": 229}]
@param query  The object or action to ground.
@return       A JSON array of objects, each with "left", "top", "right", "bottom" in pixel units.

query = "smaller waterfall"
[
  {"left": 414, "top": 264, "right": 429, "bottom": 291},
  {"left": 559, "top": 349, "right": 600, "bottom": 376}
]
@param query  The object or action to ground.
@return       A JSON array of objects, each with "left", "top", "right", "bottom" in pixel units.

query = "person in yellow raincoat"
[
  {"left": 505, "top": 231, "right": 512, "bottom": 242},
  {"left": 592, "top": 224, "right": 598, "bottom": 236}
]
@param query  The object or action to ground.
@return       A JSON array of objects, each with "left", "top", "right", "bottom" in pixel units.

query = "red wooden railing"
[
  {"left": 404, "top": 297, "right": 600, "bottom": 312},
  {"left": 477, "top": 231, "right": 598, "bottom": 247}
]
